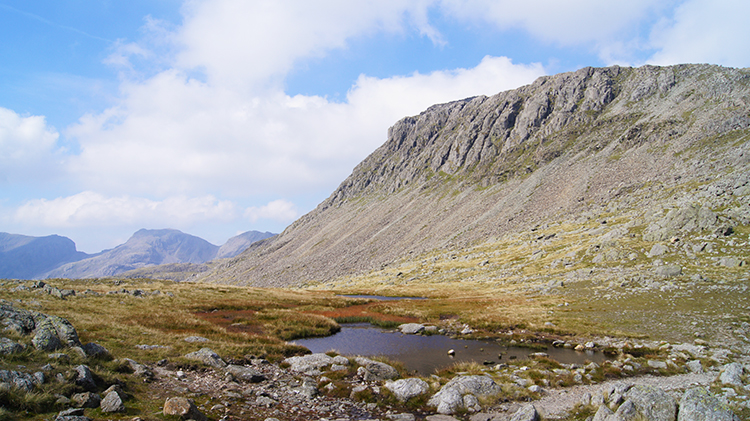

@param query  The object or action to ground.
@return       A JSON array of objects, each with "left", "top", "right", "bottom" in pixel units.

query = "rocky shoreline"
[{"left": 2, "top": 302, "right": 748, "bottom": 420}]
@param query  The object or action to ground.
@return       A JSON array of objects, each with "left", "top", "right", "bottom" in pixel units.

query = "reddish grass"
[{"left": 311, "top": 303, "right": 419, "bottom": 324}]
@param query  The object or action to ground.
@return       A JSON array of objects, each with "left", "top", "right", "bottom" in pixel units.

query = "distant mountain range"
[{"left": 0, "top": 229, "right": 275, "bottom": 280}]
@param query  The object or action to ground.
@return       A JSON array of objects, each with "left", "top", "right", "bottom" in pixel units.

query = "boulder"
[
  {"left": 81, "top": 342, "right": 110, "bottom": 359},
  {"left": 399, "top": 323, "right": 425, "bottom": 334},
  {"left": 123, "top": 358, "right": 154, "bottom": 381},
  {"left": 100, "top": 390, "right": 125, "bottom": 413},
  {"left": 592, "top": 404, "right": 615, "bottom": 421},
  {"left": 428, "top": 375, "right": 501, "bottom": 414},
  {"left": 623, "top": 384, "right": 677, "bottom": 421},
  {"left": 163, "top": 397, "right": 207, "bottom": 421},
  {"left": 355, "top": 357, "right": 399, "bottom": 382},
  {"left": 0, "top": 369, "right": 43, "bottom": 392},
  {"left": 0, "top": 303, "right": 36, "bottom": 334},
  {"left": 31, "top": 315, "right": 81, "bottom": 351},
  {"left": 510, "top": 404, "right": 539, "bottom": 421},
  {"left": 0, "top": 337, "right": 24, "bottom": 355},
  {"left": 284, "top": 353, "right": 335, "bottom": 375},
  {"left": 718, "top": 362, "right": 743, "bottom": 387},
  {"left": 55, "top": 408, "right": 91, "bottom": 421},
  {"left": 385, "top": 378, "right": 429, "bottom": 401},
  {"left": 73, "top": 365, "right": 97, "bottom": 392},
  {"left": 184, "top": 348, "right": 226, "bottom": 368},
  {"left": 225, "top": 364, "right": 266, "bottom": 383},
  {"left": 678, "top": 387, "right": 740, "bottom": 421}
]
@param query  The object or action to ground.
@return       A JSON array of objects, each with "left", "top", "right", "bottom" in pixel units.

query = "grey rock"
[
  {"left": 0, "top": 303, "right": 36, "bottom": 334},
  {"left": 429, "top": 375, "right": 501, "bottom": 414},
  {"left": 73, "top": 365, "right": 97, "bottom": 391},
  {"left": 648, "top": 360, "right": 668, "bottom": 370},
  {"left": 55, "top": 407, "right": 92, "bottom": 421},
  {"left": 387, "top": 413, "right": 416, "bottom": 421},
  {"left": 385, "top": 378, "right": 429, "bottom": 401},
  {"left": 655, "top": 265, "right": 683, "bottom": 278},
  {"left": 100, "top": 390, "right": 125, "bottom": 413},
  {"left": 0, "top": 369, "right": 43, "bottom": 392},
  {"left": 623, "top": 384, "right": 677, "bottom": 421},
  {"left": 719, "top": 257, "right": 742, "bottom": 268},
  {"left": 355, "top": 357, "right": 399, "bottom": 382},
  {"left": 32, "top": 314, "right": 81, "bottom": 351},
  {"left": 184, "top": 335, "right": 209, "bottom": 343},
  {"left": 718, "top": 362, "right": 743, "bottom": 387},
  {"left": 649, "top": 244, "right": 668, "bottom": 257},
  {"left": 592, "top": 404, "right": 615, "bottom": 421},
  {"left": 184, "top": 348, "right": 226, "bottom": 368},
  {"left": 614, "top": 400, "right": 640, "bottom": 420},
  {"left": 510, "top": 404, "right": 539, "bottom": 421},
  {"left": 686, "top": 360, "right": 704, "bottom": 374},
  {"left": 225, "top": 364, "right": 266, "bottom": 383},
  {"left": 71, "top": 392, "right": 101, "bottom": 408},
  {"left": 678, "top": 387, "right": 740, "bottom": 421},
  {"left": 0, "top": 337, "right": 24, "bottom": 355},
  {"left": 284, "top": 353, "right": 334, "bottom": 375},
  {"left": 81, "top": 342, "right": 110, "bottom": 359},
  {"left": 163, "top": 397, "right": 207, "bottom": 421},
  {"left": 399, "top": 323, "right": 425, "bottom": 334},
  {"left": 124, "top": 358, "right": 154, "bottom": 380}
]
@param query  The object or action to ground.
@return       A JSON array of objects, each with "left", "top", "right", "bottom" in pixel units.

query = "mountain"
[
  {"left": 216, "top": 231, "right": 276, "bottom": 259},
  {"left": 44, "top": 229, "right": 218, "bottom": 279},
  {"left": 197, "top": 64, "right": 750, "bottom": 287},
  {"left": 0, "top": 233, "right": 90, "bottom": 279},
  {"left": 40, "top": 229, "right": 275, "bottom": 280}
]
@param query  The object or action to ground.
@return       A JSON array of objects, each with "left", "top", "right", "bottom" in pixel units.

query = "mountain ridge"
[{"left": 197, "top": 63, "right": 750, "bottom": 287}]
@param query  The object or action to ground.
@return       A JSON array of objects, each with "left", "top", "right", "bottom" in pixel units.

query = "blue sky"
[{"left": 1, "top": 0, "right": 749, "bottom": 253}]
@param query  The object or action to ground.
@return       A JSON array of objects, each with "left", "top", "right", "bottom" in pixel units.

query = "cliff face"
[
  {"left": 200, "top": 64, "right": 750, "bottom": 287},
  {"left": 0, "top": 233, "right": 89, "bottom": 279}
]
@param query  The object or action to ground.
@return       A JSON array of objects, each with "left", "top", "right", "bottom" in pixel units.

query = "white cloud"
[
  {"left": 66, "top": 54, "right": 544, "bottom": 199},
  {"left": 13, "top": 191, "right": 238, "bottom": 228},
  {"left": 0, "top": 107, "right": 61, "bottom": 183},
  {"left": 175, "top": 0, "right": 444, "bottom": 91},
  {"left": 647, "top": 0, "right": 750, "bottom": 67},
  {"left": 244, "top": 199, "right": 299, "bottom": 223}
]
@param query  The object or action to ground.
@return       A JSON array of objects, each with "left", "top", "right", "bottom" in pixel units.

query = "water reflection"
[{"left": 292, "top": 323, "right": 608, "bottom": 376}]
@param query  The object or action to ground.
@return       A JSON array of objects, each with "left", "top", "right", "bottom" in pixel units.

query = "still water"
[{"left": 292, "top": 323, "right": 609, "bottom": 376}]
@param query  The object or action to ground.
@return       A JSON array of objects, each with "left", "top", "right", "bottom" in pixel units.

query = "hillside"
[
  {"left": 198, "top": 64, "right": 750, "bottom": 289},
  {"left": 0, "top": 233, "right": 90, "bottom": 279}
]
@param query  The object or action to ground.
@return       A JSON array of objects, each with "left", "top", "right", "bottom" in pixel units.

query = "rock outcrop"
[{"left": 197, "top": 64, "right": 750, "bottom": 287}]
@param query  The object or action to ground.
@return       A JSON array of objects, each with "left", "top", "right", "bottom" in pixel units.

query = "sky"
[{"left": 1, "top": 0, "right": 749, "bottom": 253}]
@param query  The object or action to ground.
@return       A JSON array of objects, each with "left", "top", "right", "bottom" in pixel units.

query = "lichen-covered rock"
[
  {"left": 184, "top": 348, "right": 226, "bottom": 368},
  {"left": 355, "top": 357, "right": 399, "bottom": 382},
  {"left": 284, "top": 353, "right": 335, "bottom": 375},
  {"left": 0, "top": 337, "right": 24, "bottom": 355},
  {"left": 385, "top": 378, "right": 429, "bottom": 402},
  {"left": 623, "top": 384, "right": 677, "bottom": 421},
  {"left": 718, "top": 362, "right": 743, "bottom": 387},
  {"left": 678, "top": 387, "right": 740, "bottom": 421},
  {"left": 31, "top": 315, "right": 81, "bottom": 351},
  {"left": 428, "top": 375, "right": 501, "bottom": 414},
  {"left": 0, "top": 303, "right": 36, "bottom": 335}
]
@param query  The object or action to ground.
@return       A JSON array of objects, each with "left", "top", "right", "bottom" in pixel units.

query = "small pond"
[{"left": 292, "top": 323, "right": 610, "bottom": 376}]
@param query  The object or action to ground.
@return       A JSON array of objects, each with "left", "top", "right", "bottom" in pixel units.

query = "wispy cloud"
[{"left": 0, "top": 3, "right": 111, "bottom": 43}]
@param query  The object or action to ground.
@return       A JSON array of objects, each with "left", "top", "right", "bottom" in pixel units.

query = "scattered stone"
[
  {"left": 55, "top": 407, "right": 91, "bottom": 421},
  {"left": 678, "top": 387, "right": 740, "bottom": 421},
  {"left": 655, "top": 265, "right": 683, "bottom": 278},
  {"left": 124, "top": 358, "right": 154, "bottom": 381},
  {"left": 284, "top": 353, "right": 335, "bottom": 376},
  {"left": 686, "top": 360, "right": 703, "bottom": 374},
  {"left": 649, "top": 244, "right": 668, "bottom": 257},
  {"left": 385, "top": 378, "right": 429, "bottom": 401},
  {"left": 100, "top": 390, "right": 125, "bottom": 413},
  {"left": 387, "top": 413, "right": 416, "bottom": 421},
  {"left": 184, "top": 348, "right": 226, "bottom": 369},
  {"left": 0, "top": 369, "right": 43, "bottom": 392},
  {"left": 163, "top": 397, "right": 207, "bottom": 421}
]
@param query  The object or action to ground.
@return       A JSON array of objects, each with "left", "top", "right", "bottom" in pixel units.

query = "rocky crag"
[
  {"left": 0, "top": 233, "right": 90, "bottom": 280},
  {"left": 200, "top": 64, "right": 750, "bottom": 287}
]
